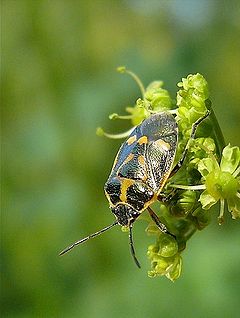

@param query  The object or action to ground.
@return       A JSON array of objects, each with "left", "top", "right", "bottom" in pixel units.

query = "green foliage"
[
  {"left": 176, "top": 73, "right": 209, "bottom": 139},
  {"left": 147, "top": 233, "right": 182, "bottom": 282},
  {"left": 99, "top": 68, "right": 240, "bottom": 281},
  {"left": 198, "top": 144, "right": 240, "bottom": 222}
]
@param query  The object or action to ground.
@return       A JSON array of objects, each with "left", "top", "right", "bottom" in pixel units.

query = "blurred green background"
[{"left": 2, "top": 1, "right": 240, "bottom": 317}]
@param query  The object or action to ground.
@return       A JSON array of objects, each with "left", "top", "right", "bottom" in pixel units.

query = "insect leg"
[
  {"left": 147, "top": 206, "right": 169, "bottom": 234},
  {"left": 170, "top": 110, "right": 210, "bottom": 177},
  {"left": 59, "top": 221, "right": 118, "bottom": 256},
  {"left": 147, "top": 207, "right": 176, "bottom": 238},
  {"left": 129, "top": 221, "right": 141, "bottom": 268},
  {"left": 157, "top": 189, "right": 177, "bottom": 202}
]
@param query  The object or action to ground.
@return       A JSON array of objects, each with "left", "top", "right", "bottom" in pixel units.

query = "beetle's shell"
[{"left": 105, "top": 112, "right": 178, "bottom": 211}]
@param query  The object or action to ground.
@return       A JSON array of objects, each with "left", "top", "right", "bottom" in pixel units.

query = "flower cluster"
[
  {"left": 98, "top": 67, "right": 239, "bottom": 281},
  {"left": 147, "top": 232, "right": 182, "bottom": 282},
  {"left": 176, "top": 73, "right": 209, "bottom": 135},
  {"left": 198, "top": 144, "right": 240, "bottom": 223}
]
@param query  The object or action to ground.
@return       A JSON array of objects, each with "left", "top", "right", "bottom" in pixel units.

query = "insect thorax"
[{"left": 104, "top": 176, "right": 154, "bottom": 224}]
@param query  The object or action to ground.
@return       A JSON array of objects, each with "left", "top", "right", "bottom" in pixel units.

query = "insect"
[{"left": 60, "top": 110, "right": 210, "bottom": 267}]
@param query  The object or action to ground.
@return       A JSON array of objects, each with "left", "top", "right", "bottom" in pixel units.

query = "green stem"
[
  {"left": 109, "top": 113, "right": 133, "bottom": 120},
  {"left": 170, "top": 184, "right": 206, "bottom": 190},
  {"left": 125, "top": 69, "right": 146, "bottom": 97},
  {"left": 117, "top": 67, "right": 146, "bottom": 97},
  {"left": 218, "top": 199, "right": 225, "bottom": 225},
  {"left": 206, "top": 99, "right": 225, "bottom": 157},
  {"left": 96, "top": 127, "right": 135, "bottom": 139},
  {"left": 233, "top": 166, "right": 240, "bottom": 178}
]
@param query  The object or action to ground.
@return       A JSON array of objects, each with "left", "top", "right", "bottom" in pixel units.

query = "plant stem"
[
  {"left": 206, "top": 99, "right": 225, "bottom": 157},
  {"left": 125, "top": 69, "right": 146, "bottom": 97}
]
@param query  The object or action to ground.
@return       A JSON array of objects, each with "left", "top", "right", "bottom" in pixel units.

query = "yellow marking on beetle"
[
  {"left": 119, "top": 178, "right": 135, "bottom": 202},
  {"left": 143, "top": 193, "right": 158, "bottom": 211},
  {"left": 156, "top": 139, "right": 171, "bottom": 152},
  {"left": 138, "top": 155, "right": 145, "bottom": 165},
  {"left": 156, "top": 171, "right": 172, "bottom": 196},
  {"left": 138, "top": 136, "right": 148, "bottom": 145},
  {"left": 123, "top": 153, "right": 134, "bottom": 165},
  {"left": 126, "top": 135, "right": 137, "bottom": 145}
]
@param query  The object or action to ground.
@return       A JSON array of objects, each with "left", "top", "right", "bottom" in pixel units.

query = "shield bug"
[{"left": 60, "top": 110, "right": 210, "bottom": 267}]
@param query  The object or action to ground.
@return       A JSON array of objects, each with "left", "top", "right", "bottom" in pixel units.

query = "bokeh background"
[{"left": 2, "top": 1, "right": 240, "bottom": 317}]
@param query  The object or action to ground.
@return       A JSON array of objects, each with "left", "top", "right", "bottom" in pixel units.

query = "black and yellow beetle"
[{"left": 60, "top": 110, "right": 210, "bottom": 267}]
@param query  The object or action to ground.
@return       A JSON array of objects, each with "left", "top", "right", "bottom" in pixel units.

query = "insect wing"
[
  {"left": 110, "top": 127, "right": 148, "bottom": 181},
  {"left": 142, "top": 113, "right": 178, "bottom": 192},
  {"left": 109, "top": 112, "right": 178, "bottom": 192}
]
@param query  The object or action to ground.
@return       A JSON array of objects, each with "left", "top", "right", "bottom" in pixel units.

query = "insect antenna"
[
  {"left": 129, "top": 222, "right": 141, "bottom": 268},
  {"left": 59, "top": 221, "right": 118, "bottom": 256}
]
